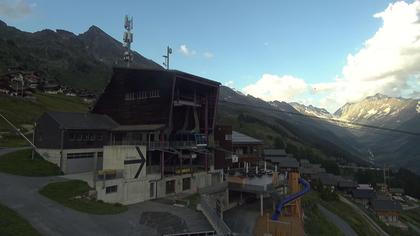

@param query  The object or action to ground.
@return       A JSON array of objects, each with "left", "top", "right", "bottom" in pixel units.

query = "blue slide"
[{"left": 271, "top": 178, "right": 310, "bottom": 220}]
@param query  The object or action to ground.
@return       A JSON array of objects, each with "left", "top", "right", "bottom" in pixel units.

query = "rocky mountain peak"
[{"left": 366, "top": 93, "right": 389, "bottom": 100}]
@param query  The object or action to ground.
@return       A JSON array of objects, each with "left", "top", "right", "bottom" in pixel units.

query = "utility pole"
[
  {"left": 0, "top": 114, "right": 36, "bottom": 148},
  {"left": 163, "top": 46, "right": 172, "bottom": 69}
]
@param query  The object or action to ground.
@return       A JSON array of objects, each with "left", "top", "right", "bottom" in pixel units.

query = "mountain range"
[
  {"left": 1, "top": 20, "right": 419, "bottom": 173},
  {"left": 0, "top": 20, "right": 161, "bottom": 91},
  {"left": 289, "top": 93, "right": 420, "bottom": 173}
]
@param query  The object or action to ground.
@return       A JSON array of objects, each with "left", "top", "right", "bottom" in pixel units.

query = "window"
[
  {"left": 166, "top": 180, "right": 175, "bottom": 194},
  {"left": 182, "top": 178, "right": 191, "bottom": 191},
  {"left": 150, "top": 182, "right": 155, "bottom": 198},
  {"left": 97, "top": 152, "right": 103, "bottom": 158},
  {"left": 67, "top": 152, "right": 94, "bottom": 159},
  {"left": 69, "top": 133, "right": 76, "bottom": 141},
  {"left": 97, "top": 135, "right": 103, "bottom": 141},
  {"left": 89, "top": 134, "right": 95, "bottom": 141},
  {"left": 124, "top": 90, "right": 160, "bottom": 101},
  {"left": 225, "top": 134, "right": 232, "bottom": 141},
  {"left": 105, "top": 185, "right": 118, "bottom": 194}
]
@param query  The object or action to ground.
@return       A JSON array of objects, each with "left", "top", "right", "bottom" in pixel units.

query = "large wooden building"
[{"left": 35, "top": 67, "right": 223, "bottom": 204}]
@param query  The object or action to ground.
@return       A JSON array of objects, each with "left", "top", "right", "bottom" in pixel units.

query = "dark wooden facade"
[
  {"left": 34, "top": 113, "right": 112, "bottom": 149},
  {"left": 214, "top": 125, "right": 232, "bottom": 169},
  {"left": 92, "top": 68, "right": 220, "bottom": 136}
]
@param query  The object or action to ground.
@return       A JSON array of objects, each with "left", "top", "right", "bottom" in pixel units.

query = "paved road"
[
  {"left": 339, "top": 195, "right": 389, "bottom": 236},
  {"left": 0, "top": 146, "right": 31, "bottom": 155},
  {"left": 317, "top": 204, "right": 357, "bottom": 236},
  {"left": 0, "top": 172, "right": 212, "bottom": 236}
]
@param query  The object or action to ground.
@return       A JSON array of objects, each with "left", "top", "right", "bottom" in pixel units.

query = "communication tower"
[{"left": 123, "top": 15, "right": 134, "bottom": 67}]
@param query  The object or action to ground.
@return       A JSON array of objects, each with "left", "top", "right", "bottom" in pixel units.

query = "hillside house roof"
[
  {"left": 232, "top": 131, "right": 263, "bottom": 145},
  {"left": 371, "top": 199, "right": 402, "bottom": 212},
  {"left": 265, "top": 157, "right": 299, "bottom": 168},
  {"left": 263, "top": 149, "right": 287, "bottom": 157},
  {"left": 389, "top": 188, "right": 404, "bottom": 195},
  {"left": 352, "top": 189, "right": 375, "bottom": 199}
]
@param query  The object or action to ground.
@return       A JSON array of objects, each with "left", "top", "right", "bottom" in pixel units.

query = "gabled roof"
[
  {"left": 263, "top": 149, "right": 287, "bottom": 157},
  {"left": 352, "top": 189, "right": 375, "bottom": 199},
  {"left": 265, "top": 157, "right": 299, "bottom": 168},
  {"left": 318, "top": 173, "right": 339, "bottom": 186},
  {"left": 46, "top": 112, "right": 119, "bottom": 130},
  {"left": 111, "top": 67, "right": 221, "bottom": 87},
  {"left": 172, "top": 70, "right": 221, "bottom": 87},
  {"left": 338, "top": 179, "right": 357, "bottom": 188},
  {"left": 371, "top": 199, "right": 402, "bottom": 212},
  {"left": 389, "top": 188, "right": 404, "bottom": 194},
  {"left": 232, "top": 131, "right": 263, "bottom": 145}
]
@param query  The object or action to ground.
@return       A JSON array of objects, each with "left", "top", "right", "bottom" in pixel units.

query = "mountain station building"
[{"left": 34, "top": 68, "right": 223, "bottom": 204}]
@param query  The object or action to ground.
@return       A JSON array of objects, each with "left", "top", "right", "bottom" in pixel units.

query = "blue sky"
[{"left": 1, "top": 0, "right": 420, "bottom": 112}]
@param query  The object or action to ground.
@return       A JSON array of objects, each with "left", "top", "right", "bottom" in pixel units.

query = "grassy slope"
[
  {"left": 0, "top": 149, "right": 62, "bottom": 176},
  {"left": 302, "top": 191, "right": 344, "bottom": 236},
  {"left": 401, "top": 208, "right": 420, "bottom": 228},
  {"left": 39, "top": 180, "right": 127, "bottom": 215},
  {"left": 0, "top": 93, "right": 88, "bottom": 129},
  {"left": 0, "top": 93, "right": 89, "bottom": 147},
  {"left": 0, "top": 203, "right": 40, "bottom": 236},
  {"left": 317, "top": 195, "right": 380, "bottom": 236}
]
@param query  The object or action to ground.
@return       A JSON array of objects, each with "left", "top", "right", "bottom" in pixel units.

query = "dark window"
[
  {"left": 105, "top": 185, "right": 118, "bottom": 194},
  {"left": 166, "top": 180, "right": 175, "bottom": 194},
  {"left": 182, "top": 178, "right": 191, "bottom": 191},
  {"left": 67, "top": 152, "right": 94, "bottom": 159},
  {"left": 89, "top": 134, "right": 95, "bottom": 141},
  {"left": 97, "top": 135, "right": 103, "bottom": 141},
  {"left": 150, "top": 182, "right": 155, "bottom": 198},
  {"left": 97, "top": 152, "right": 103, "bottom": 158},
  {"left": 69, "top": 133, "right": 76, "bottom": 141}
]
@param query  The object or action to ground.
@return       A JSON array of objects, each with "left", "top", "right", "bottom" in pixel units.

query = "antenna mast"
[
  {"left": 123, "top": 15, "right": 134, "bottom": 67},
  {"left": 163, "top": 46, "right": 172, "bottom": 69}
]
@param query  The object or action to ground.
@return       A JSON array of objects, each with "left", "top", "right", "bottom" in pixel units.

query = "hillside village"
[{"left": 0, "top": 67, "right": 97, "bottom": 103}]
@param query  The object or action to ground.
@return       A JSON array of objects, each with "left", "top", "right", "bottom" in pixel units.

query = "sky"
[{"left": 1, "top": 0, "right": 420, "bottom": 112}]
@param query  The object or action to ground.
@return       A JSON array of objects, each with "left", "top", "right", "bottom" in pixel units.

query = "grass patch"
[
  {"left": 0, "top": 133, "right": 28, "bottom": 147},
  {"left": 0, "top": 149, "right": 62, "bottom": 176},
  {"left": 0, "top": 203, "right": 40, "bottom": 236},
  {"left": 319, "top": 195, "right": 380, "bottom": 236},
  {"left": 0, "top": 93, "right": 88, "bottom": 130},
  {"left": 39, "top": 180, "right": 127, "bottom": 215},
  {"left": 401, "top": 208, "right": 420, "bottom": 228},
  {"left": 302, "top": 191, "right": 344, "bottom": 236}
]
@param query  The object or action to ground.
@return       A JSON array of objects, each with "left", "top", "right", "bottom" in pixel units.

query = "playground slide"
[{"left": 271, "top": 178, "right": 310, "bottom": 220}]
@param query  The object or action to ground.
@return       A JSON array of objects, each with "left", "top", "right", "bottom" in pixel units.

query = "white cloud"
[
  {"left": 242, "top": 74, "right": 308, "bottom": 102},
  {"left": 224, "top": 80, "right": 234, "bottom": 88},
  {"left": 179, "top": 44, "right": 196, "bottom": 56},
  {"left": 203, "top": 52, "right": 214, "bottom": 59},
  {"left": 311, "top": 0, "right": 420, "bottom": 111},
  {"left": 0, "top": 0, "right": 34, "bottom": 19}
]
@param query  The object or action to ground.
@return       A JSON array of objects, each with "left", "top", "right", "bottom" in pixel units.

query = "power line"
[{"left": 218, "top": 99, "right": 420, "bottom": 137}]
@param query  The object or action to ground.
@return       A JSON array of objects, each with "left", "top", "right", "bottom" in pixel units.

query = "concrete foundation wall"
[
  {"left": 37, "top": 148, "right": 103, "bottom": 174},
  {"left": 96, "top": 171, "right": 216, "bottom": 205}
]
